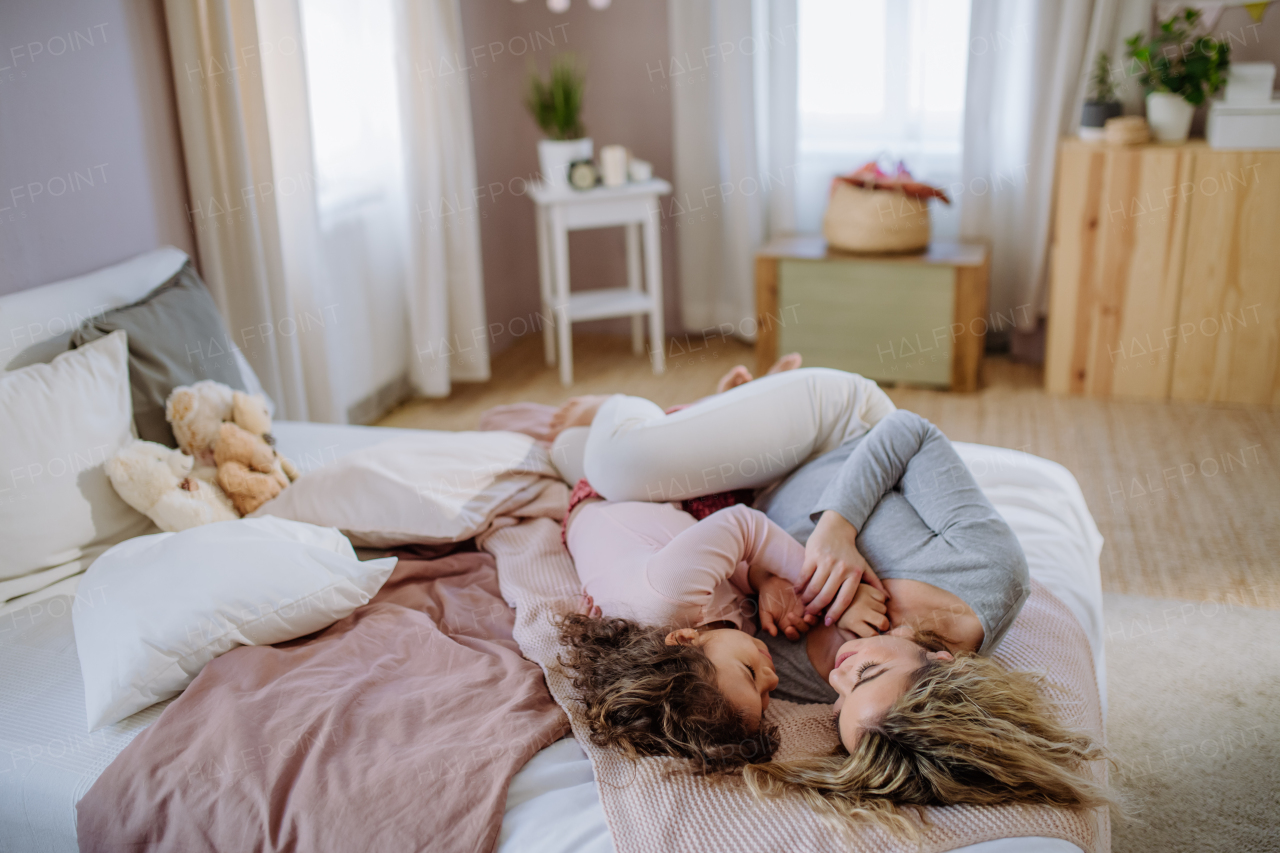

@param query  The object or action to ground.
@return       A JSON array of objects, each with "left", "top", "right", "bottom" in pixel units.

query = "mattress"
[{"left": 0, "top": 425, "right": 1105, "bottom": 853}]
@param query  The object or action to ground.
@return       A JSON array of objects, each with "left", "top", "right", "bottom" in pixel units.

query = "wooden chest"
[{"left": 754, "top": 237, "right": 990, "bottom": 391}]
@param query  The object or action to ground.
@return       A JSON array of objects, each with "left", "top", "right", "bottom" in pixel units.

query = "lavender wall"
[
  {"left": 0, "top": 0, "right": 194, "bottom": 296},
  {"left": 1214, "top": 5, "right": 1280, "bottom": 71},
  {"left": 457, "top": 0, "right": 682, "bottom": 355}
]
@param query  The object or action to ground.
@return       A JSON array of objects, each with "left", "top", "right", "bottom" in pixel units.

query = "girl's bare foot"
[
  {"left": 766, "top": 352, "right": 802, "bottom": 374},
  {"left": 549, "top": 394, "right": 609, "bottom": 438},
  {"left": 578, "top": 591, "right": 603, "bottom": 619},
  {"left": 716, "top": 365, "right": 753, "bottom": 394}
]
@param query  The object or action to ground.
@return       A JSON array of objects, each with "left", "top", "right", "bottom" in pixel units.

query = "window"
[
  {"left": 298, "top": 0, "right": 402, "bottom": 218},
  {"left": 795, "top": 0, "right": 972, "bottom": 236}
]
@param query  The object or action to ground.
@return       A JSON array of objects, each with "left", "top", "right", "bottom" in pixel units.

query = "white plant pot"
[
  {"left": 538, "top": 138, "right": 593, "bottom": 190},
  {"left": 1146, "top": 92, "right": 1196, "bottom": 143}
]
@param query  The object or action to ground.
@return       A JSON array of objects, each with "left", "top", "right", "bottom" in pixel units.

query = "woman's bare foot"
[
  {"left": 549, "top": 394, "right": 609, "bottom": 438},
  {"left": 766, "top": 352, "right": 802, "bottom": 374},
  {"left": 716, "top": 365, "right": 754, "bottom": 394}
]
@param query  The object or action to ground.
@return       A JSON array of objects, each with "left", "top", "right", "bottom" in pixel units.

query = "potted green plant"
[
  {"left": 526, "top": 54, "right": 590, "bottom": 190},
  {"left": 1126, "top": 8, "right": 1231, "bottom": 142},
  {"left": 1081, "top": 52, "right": 1123, "bottom": 140}
]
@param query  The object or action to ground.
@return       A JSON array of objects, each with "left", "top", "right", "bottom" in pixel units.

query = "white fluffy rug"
[{"left": 1104, "top": 593, "right": 1280, "bottom": 853}]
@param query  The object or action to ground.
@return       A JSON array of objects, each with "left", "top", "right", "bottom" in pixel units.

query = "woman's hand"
[
  {"left": 756, "top": 575, "right": 810, "bottom": 640},
  {"left": 797, "top": 511, "right": 887, "bottom": 626},
  {"left": 835, "top": 583, "right": 890, "bottom": 637}
]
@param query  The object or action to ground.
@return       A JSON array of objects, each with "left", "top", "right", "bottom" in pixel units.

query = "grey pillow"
[{"left": 71, "top": 263, "right": 245, "bottom": 447}]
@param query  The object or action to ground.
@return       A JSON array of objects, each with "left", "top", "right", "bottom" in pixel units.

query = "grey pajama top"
[{"left": 755, "top": 410, "right": 1030, "bottom": 705}]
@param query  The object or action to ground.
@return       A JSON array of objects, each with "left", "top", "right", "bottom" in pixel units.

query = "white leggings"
[{"left": 578, "top": 368, "right": 897, "bottom": 502}]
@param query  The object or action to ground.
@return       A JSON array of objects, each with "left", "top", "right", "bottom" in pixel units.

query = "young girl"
[{"left": 557, "top": 365, "right": 1109, "bottom": 829}]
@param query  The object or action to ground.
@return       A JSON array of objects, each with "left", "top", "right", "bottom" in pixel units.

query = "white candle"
[{"left": 600, "top": 145, "right": 629, "bottom": 187}]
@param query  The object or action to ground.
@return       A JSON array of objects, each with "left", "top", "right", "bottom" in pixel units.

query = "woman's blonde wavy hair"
[{"left": 744, "top": 650, "right": 1115, "bottom": 841}]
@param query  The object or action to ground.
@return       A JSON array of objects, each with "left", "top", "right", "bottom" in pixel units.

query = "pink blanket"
[{"left": 76, "top": 551, "right": 570, "bottom": 853}]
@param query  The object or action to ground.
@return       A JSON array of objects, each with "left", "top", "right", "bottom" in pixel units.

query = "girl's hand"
[
  {"left": 835, "top": 583, "right": 890, "bottom": 638},
  {"left": 756, "top": 575, "right": 810, "bottom": 640},
  {"left": 797, "top": 511, "right": 887, "bottom": 627}
]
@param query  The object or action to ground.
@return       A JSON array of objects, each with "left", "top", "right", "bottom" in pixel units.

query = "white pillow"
[
  {"left": 73, "top": 516, "right": 397, "bottom": 730},
  {"left": 0, "top": 331, "right": 154, "bottom": 604},
  {"left": 253, "top": 431, "right": 560, "bottom": 547},
  {"left": 0, "top": 246, "right": 188, "bottom": 372}
]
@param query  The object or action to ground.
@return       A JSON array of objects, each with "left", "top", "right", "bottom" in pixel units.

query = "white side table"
[{"left": 529, "top": 178, "right": 672, "bottom": 386}]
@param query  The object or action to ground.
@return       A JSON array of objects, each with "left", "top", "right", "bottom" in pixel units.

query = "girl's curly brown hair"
[{"left": 557, "top": 613, "right": 779, "bottom": 773}]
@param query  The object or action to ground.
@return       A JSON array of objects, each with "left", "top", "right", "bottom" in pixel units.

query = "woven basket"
[{"left": 823, "top": 181, "right": 931, "bottom": 254}]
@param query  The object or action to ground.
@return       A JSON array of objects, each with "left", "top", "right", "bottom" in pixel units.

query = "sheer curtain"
[
  {"left": 163, "top": 0, "right": 486, "bottom": 423},
  {"left": 394, "top": 0, "right": 490, "bottom": 395},
  {"left": 163, "top": 0, "right": 320, "bottom": 420},
  {"left": 795, "top": 0, "right": 973, "bottom": 238},
  {"left": 668, "top": 0, "right": 798, "bottom": 336},
  {"left": 292, "top": 0, "right": 413, "bottom": 410},
  {"left": 960, "top": 0, "right": 1104, "bottom": 331}
]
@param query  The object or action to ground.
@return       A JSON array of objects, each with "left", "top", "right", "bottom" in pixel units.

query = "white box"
[
  {"left": 1207, "top": 100, "right": 1280, "bottom": 150},
  {"left": 1225, "top": 62, "right": 1276, "bottom": 105}
]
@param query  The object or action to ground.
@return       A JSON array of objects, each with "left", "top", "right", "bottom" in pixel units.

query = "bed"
[{"left": 0, "top": 249, "right": 1107, "bottom": 853}]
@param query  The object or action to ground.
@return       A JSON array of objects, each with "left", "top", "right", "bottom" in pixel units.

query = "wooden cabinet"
[
  {"left": 755, "top": 237, "right": 989, "bottom": 391},
  {"left": 1045, "top": 140, "right": 1280, "bottom": 405},
  {"left": 1171, "top": 151, "right": 1280, "bottom": 405}
]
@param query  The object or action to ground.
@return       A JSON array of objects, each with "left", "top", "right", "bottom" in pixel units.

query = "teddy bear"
[
  {"left": 105, "top": 440, "right": 239, "bottom": 532},
  {"left": 165, "top": 380, "right": 235, "bottom": 468},
  {"left": 164, "top": 382, "right": 300, "bottom": 517},
  {"left": 213, "top": 391, "right": 300, "bottom": 516}
]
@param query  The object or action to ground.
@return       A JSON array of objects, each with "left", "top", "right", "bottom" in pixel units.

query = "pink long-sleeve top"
[{"left": 565, "top": 501, "right": 807, "bottom": 630}]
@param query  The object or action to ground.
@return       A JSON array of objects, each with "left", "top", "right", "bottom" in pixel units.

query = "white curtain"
[
  {"left": 163, "top": 0, "right": 324, "bottom": 420},
  {"left": 163, "top": 0, "right": 486, "bottom": 421},
  {"left": 395, "top": 0, "right": 489, "bottom": 395},
  {"left": 960, "top": 0, "right": 1139, "bottom": 331},
  {"left": 668, "top": 0, "right": 797, "bottom": 337}
]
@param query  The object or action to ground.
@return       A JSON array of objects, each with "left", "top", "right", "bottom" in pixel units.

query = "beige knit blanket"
[{"left": 480, "top": 481, "right": 1109, "bottom": 853}]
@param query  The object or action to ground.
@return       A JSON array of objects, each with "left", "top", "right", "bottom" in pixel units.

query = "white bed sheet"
[{"left": 0, "top": 427, "right": 1105, "bottom": 853}]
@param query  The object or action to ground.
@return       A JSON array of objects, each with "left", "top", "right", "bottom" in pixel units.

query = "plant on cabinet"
[
  {"left": 1126, "top": 8, "right": 1231, "bottom": 142},
  {"left": 1081, "top": 52, "right": 1123, "bottom": 140}
]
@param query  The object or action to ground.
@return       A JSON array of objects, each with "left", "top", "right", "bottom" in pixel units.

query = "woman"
[{"left": 557, "top": 365, "right": 1109, "bottom": 829}]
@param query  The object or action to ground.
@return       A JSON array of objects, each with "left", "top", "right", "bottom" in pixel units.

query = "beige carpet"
[{"left": 1103, "top": 592, "right": 1280, "bottom": 853}]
